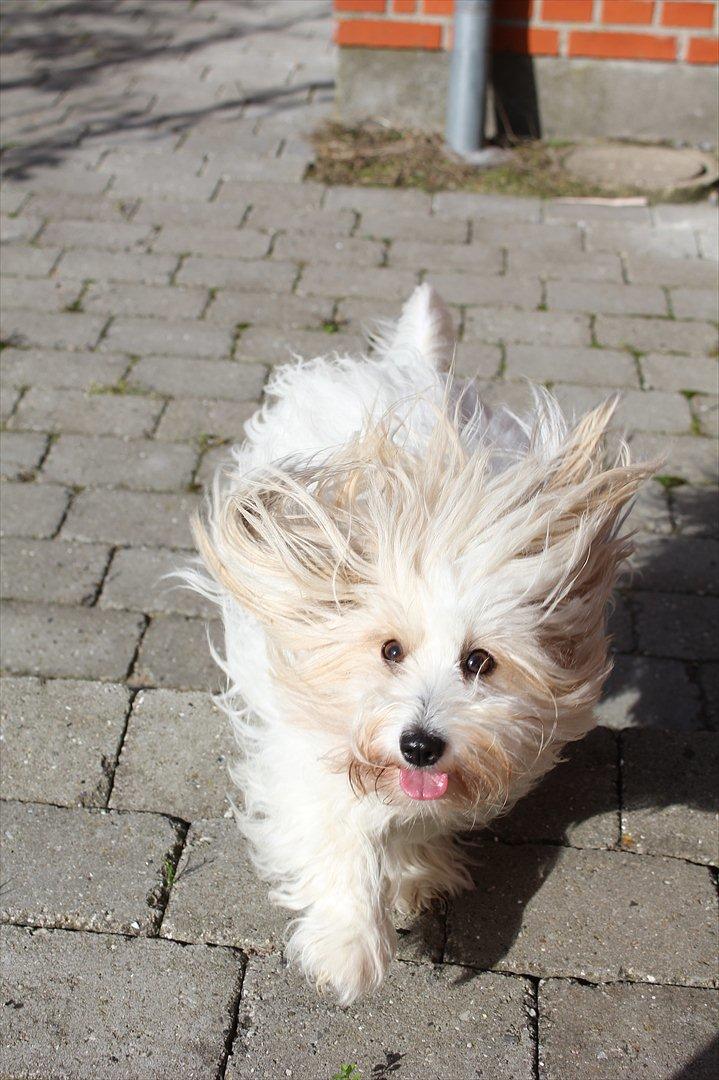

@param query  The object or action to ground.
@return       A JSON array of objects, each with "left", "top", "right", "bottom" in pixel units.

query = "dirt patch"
[{"left": 308, "top": 123, "right": 714, "bottom": 202}]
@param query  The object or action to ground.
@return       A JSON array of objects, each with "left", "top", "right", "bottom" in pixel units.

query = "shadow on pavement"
[{"left": 1, "top": 0, "right": 333, "bottom": 178}]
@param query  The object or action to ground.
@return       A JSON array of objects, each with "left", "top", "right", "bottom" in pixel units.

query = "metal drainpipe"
[{"left": 446, "top": 0, "right": 505, "bottom": 165}]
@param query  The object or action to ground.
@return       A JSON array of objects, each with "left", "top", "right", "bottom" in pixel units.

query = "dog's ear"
[
  {"left": 192, "top": 463, "right": 369, "bottom": 636},
  {"left": 388, "top": 284, "right": 455, "bottom": 372}
]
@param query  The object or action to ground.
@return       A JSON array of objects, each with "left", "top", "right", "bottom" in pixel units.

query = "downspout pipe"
[{"left": 446, "top": 0, "right": 503, "bottom": 165}]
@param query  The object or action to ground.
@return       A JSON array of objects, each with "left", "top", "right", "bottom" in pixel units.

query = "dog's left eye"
[{"left": 462, "top": 649, "right": 495, "bottom": 677}]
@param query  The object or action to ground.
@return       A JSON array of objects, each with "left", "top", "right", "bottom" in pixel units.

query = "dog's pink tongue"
[{"left": 399, "top": 769, "right": 449, "bottom": 801}]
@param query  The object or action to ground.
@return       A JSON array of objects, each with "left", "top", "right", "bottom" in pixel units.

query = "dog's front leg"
[{"left": 279, "top": 826, "right": 396, "bottom": 1005}]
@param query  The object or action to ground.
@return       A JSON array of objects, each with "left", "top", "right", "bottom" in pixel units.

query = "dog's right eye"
[{"left": 382, "top": 639, "right": 404, "bottom": 663}]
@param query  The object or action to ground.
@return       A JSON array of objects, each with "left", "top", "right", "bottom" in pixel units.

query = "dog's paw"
[{"left": 286, "top": 914, "right": 396, "bottom": 1005}]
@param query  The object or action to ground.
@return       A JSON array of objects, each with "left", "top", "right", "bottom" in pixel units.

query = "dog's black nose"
[{"left": 399, "top": 729, "right": 446, "bottom": 768}]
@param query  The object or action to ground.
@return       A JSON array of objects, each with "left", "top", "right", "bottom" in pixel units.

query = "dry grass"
[{"left": 308, "top": 123, "right": 648, "bottom": 200}]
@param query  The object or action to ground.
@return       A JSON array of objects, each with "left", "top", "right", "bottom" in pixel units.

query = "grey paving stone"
[
  {"left": 160, "top": 818, "right": 286, "bottom": 950},
  {"left": 0, "top": 346, "right": 129, "bottom": 392},
  {"left": 110, "top": 688, "right": 234, "bottom": 820},
  {"left": 0, "top": 538, "right": 110, "bottom": 605},
  {"left": 0, "top": 481, "right": 69, "bottom": 540},
  {"left": 358, "top": 210, "right": 469, "bottom": 244},
  {"left": 297, "top": 264, "right": 417, "bottom": 301},
  {"left": 43, "top": 434, "right": 197, "bottom": 492},
  {"left": 216, "top": 179, "right": 324, "bottom": 212},
  {"left": 629, "top": 483, "right": 677, "bottom": 540},
  {"left": 0, "top": 275, "right": 83, "bottom": 313},
  {"left": 699, "top": 661, "right": 718, "bottom": 720},
  {"left": 0, "top": 244, "right": 61, "bottom": 277},
  {"left": 388, "top": 238, "right": 502, "bottom": 273},
  {"left": 226, "top": 953, "right": 534, "bottom": 1080},
  {"left": 272, "top": 233, "right": 383, "bottom": 267},
  {"left": 111, "top": 173, "right": 218, "bottom": 202},
  {"left": 195, "top": 444, "right": 230, "bottom": 489},
  {"left": 0, "top": 925, "right": 240, "bottom": 1080},
  {"left": 246, "top": 204, "right": 356, "bottom": 236},
  {"left": 546, "top": 281, "right": 667, "bottom": 317},
  {"left": 236, "top": 325, "right": 364, "bottom": 364},
  {"left": 624, "top": 254, "right": 719, "bottom": 288},
  {"left": 621, "top": 730, "right": 718, "bottom": 865},
  {"left": 1, "top": 215, "right": 42, "bottom": 243},
  {"left": 101, "top": 317, "right": 233, "bottom": 359},
  {"left": 453, "top": 341, "right": 503, "bottom": 378},
  {"left": 39, "top": 219, "right": 153, "bottom": 251},
  {"left": 465, "top": 309, "right": 591, "bottom": 347},
  {"left": 434, "top": 190, "right": 542, "bottom": 222},
  {"left": 129, "top": 355, "right": 266, "bottom": 402},
  {"left": 446, "top": 842, "right": 717, "bottom": 985},
  {"left": 130, "top": 614, "right": 222, "bottom": 692},
  {"left": 490, "top": 728, "right": 618, "bottom": 850},
  {"left": 632, "top": 534, "right": 718, "bottom": 595},
  {"left": 553, "top": 384, "right": 692, "bottom": 435},
  {"left": 1, "top": 309, "right": 107, "bottom": 351},
  {"left": 22, "top": 192, "right": 136, "bottom": 222},
  {"left": 55, "top": 248, "right": 178, "bottom": 285},
  {"left": 505, "top": 344, "right": 638, "bottom": 388},
  {"left": 630, "top": 432, "right": 718, "bottom": 485},
  {"left": 176, "top": 256, "right": 296, "bottom": 294},
  {"left": 641, "top": 352, "right": 718, "bottom": 394},
  {"left": 0, "top": 801, "right": 182, "bottom": 935},
  {"left": 596, "top": 655, "right": 702, "bottom": 731},
  {"left": 543, "top": 202, "right": 652, "bottom": 225},
  {"left": 506, "top": 249, "right": 624, "bottom": 283},
  {"left": 634, "top": 592, "right": 719, "bottom": 660},
  {"left": 692, "top": 393, "right": 718, "bottom": 438},
  {"left": 324, "top": 184, "right": 431, "bottom": 215},
  {"left": 62, "top": 488, "right": 199, "bottom": 548},
  {"left": 0, "top": 385, "right": 21, "bottom": 423},
  {"left": 100, "top": 547, "right": 215, "bottom": 618},
  {"left": 585, "top": 223, "right": 699, "bottom": 258},
  {"left": 155, "top": 398, "right": 256, "bottom": 441},
  {"left": 0, "top": 676, "right": 128, "bottom": 807},
  {"left": 538, "top": 980, "right": 719, "bottom": 1080},
  {"left": 670, "top": 286, "right": 719, "bottom": 321},
  {"left": 205, "top": 289, "right": 333, "bottom": 329},
  {"left": 83, "top": 282, "right": 209, "bottom": 320},
  {"left": 427, "top": 272, "right": 541, "bottom": 310},
  {"left": 9, "top": 386, "right": 164, "bottom": 437},
  {"left": 133, "top": 196, "right": 249, "bottom": 228},
  {"left": 0, "top": 432, "right": 47, "bottom": 480},
  {"left": 152, "top": 225, "right": 270, "bottom": 260},
  {"left": 671, "top": 482, "right": 719, "bottom": 537},
  {"left": 476, "top": 221, "right": 582, "bottom": 254},
  {"left": 0, "top": 602, "right": 145, "bottom": 681},
  {"left": 595, "top": 315, "right": 717, "bottom": 355}
]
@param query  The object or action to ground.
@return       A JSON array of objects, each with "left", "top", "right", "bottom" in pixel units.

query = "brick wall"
[{"left": 334, "top": 0, "right": 719, "bottom": 64}]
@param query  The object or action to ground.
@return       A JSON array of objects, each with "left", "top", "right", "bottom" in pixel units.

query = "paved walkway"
[{"left": 1, "top": 2, "right": 717, "bottom": 1078}]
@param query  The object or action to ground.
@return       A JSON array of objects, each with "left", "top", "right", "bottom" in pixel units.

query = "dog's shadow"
[{"left": 404, "top": 482, "right": 718, "bottom": 977}]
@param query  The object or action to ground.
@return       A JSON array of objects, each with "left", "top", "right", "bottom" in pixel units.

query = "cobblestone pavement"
[{"left": 1, "top": 2, "right": 718, "bottom": 1078}]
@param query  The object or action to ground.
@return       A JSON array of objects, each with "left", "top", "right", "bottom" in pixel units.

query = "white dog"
[{"left": 190, "top": 284, "right": 652, "bottom": 1004}]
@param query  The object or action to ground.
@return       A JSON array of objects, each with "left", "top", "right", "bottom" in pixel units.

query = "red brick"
[
  {"left": 393, "top": 0, "right": 416, "bottom": 11},
  {"left": 335, "top": 0, "right": 386, "bottom": 11},
  {"left": 335, "top": 18, "right": 443, "bottom": 47},
  {"left": 568, "top": 29, "right": 678, "bottom": 59},
  {"left": 542, "top": 0, "right": 593, "bottom": 20},
  {"left": 423, "top": 0, "right": 454, "bottom": 12},
  {"left": 493, "top": 24, "right": 560, "bottom": 53},
  {"left": 662, "top": 2, "right": 715, "bottom": 28},
  {"left": 687, "top": 34, "right": 719, "bottom": 61},
  {"left": 602, "top": 0, "right": 654, "bottom": 23}
]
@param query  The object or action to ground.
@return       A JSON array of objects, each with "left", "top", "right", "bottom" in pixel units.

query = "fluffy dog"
[{"left": 190, "top": 284, "right": 653, "bottom": 1004}]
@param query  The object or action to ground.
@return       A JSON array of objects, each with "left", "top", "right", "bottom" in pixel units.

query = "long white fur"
[{"left": 188, "top": 284, "right": 654, "bottom": 1005}]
